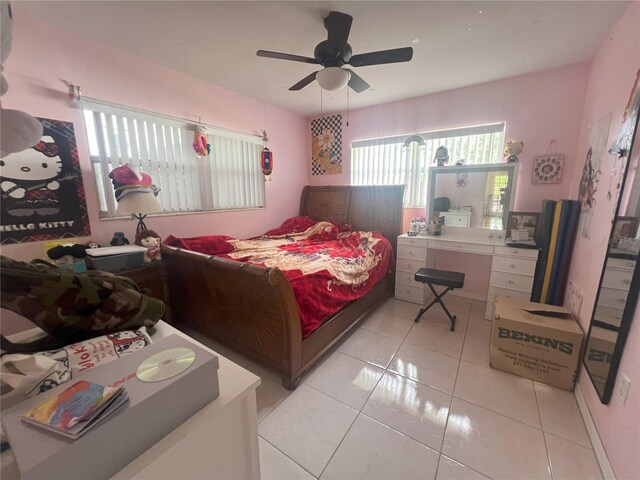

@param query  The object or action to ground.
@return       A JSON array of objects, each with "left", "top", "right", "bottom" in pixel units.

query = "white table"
[
  {"left": 395, "top": 229, "right": 539, "bottom": 319},
  {"left": 5, "top": 322, "right": 262, "bottom": 480}
]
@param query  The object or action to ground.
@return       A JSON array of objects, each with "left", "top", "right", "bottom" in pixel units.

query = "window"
[
  {"left": 351, "top": 123, "right": 505, "bottom": 207},
  {"left": 80, "top": 99, "right": 265, "bottom": 217}
]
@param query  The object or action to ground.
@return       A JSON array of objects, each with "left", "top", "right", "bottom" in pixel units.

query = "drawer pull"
[
  {"left": 514, "top": 249, "right": 519, "bottom": 254},
  {"left": 510, "top": 264, "right": 516, "bottom": 268},
  {"left": 508, "top": 280, "right": 514, "bottom": 285},
  {"left": 628, "top": 263, "right": 635, "bottom": 267},
  {"left": 623, "top": 279, "right": 631, "bottom": 284},
  {"left": 619, "top": 299, "right": 626, "bottom": 304}
]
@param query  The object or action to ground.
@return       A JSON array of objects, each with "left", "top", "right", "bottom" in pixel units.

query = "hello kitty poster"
[{"left": 0, "top": 118, "right": 91, "bottom": 244}]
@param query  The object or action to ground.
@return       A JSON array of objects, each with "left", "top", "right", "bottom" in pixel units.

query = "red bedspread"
[{"left": 165, "top": 216, "right": 393, "bottom": 338}]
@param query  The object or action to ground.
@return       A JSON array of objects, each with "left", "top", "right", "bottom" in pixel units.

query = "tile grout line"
[
  {"left": 433, "top": 301, "right": 471, "bottom": 480},
  {"left": 533, "top": 385, "right": 555, "bottom": 480},
  {"left": 258, "top": 434, "right": 319, "bottom": 479},
  {"left": 317, "top": 307, "right": 415, "bottom": 479}
]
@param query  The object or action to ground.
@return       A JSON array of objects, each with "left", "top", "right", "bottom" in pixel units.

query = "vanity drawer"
[
  {"left": 396, "top": 270, "right": 421, "bottom": 286},
  {"left": 494, "top": 246, "right": 539, "bottom": 259},
  {"left": 491, "top": 256, "right": 537, "bottom": 276},
  {"left": 427, "top": 240, "right": 494, "bottom": 255},
  {"left": 397, "top": 235, "right": 428, "bottom": 247},
  {"left": 602, "top": 267, "right": 634, "bottom": 290},
  {"left": 597, "top": 287, "right": 629, "bottom": 309},
  {"left": 606, "top": 258, "right": 636, "bottom": 270},
  {"left": 397, "top": 245, "right": 427, "bottom": 262},
  {"left": 441, "top": 213, "right": 471, "bottom": 227},
  {"left": 396, "top": 257, "right": 427, "bottom": 274},
  {"left": 594, "top": 305, "right": 624, "bottom": 329},
  {"left": 489, "top": 271, "right": 534, "bottom": 292},
  {"left": 395, "top": 282, "right": 425, "bottom": 304}
]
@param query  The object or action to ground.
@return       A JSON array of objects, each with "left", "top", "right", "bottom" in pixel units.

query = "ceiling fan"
[{"left": 256, "top": 11, "right": 413, "bottom": 93}]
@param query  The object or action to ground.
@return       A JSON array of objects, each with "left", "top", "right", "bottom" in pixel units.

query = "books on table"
[{"left": 21, "top": 380, "right": 128, "bottom": 440}]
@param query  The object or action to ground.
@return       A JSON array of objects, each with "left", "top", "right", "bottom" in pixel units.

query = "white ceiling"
[{"left": 14, "top": 1, "right": 629, "bottom": 118}]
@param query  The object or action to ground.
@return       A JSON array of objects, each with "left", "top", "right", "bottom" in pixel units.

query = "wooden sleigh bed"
[{"left": 161, "top": 185, "right": 405, "bottom": 388}]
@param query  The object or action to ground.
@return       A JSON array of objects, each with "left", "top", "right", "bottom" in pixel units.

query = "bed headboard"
[{"left": 300, "top": 185, "right": 405, "bottom": 256}]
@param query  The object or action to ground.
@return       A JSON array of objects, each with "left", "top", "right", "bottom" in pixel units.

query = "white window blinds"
[
  {"left": 351, "top": 123, "right": 505, "bottom": 207},
  {"left": 81, "top": 98, "right": 265, "bottom": 217}
]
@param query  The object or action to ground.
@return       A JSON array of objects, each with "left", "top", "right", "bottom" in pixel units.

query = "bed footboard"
[{"left": 161, "top": 245, "right": 303, "bottom": 382}]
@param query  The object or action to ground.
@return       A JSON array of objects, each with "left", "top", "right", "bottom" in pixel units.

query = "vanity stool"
[{"left": 414, "top": 268, "right": 465, "bottom": 331}]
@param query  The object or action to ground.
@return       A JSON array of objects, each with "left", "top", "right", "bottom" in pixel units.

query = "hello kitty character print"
[
  {"left": 0, "top": 118, "right": 91, "bottom": 244},
  {"left": 1, "top": 135, "right": 65, "bottom": 216}
]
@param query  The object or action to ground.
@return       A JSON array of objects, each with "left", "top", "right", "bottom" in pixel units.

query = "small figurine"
[
  {"left": 135, "top": 229, "right": 162, "bottom": 263},
  {"left": 87, "top": 241, "right": 101, "bottom": 249},
  {"left": 110, "top": 231, "right": 130, "bottom": 246},
  {"left": 503, "top": 140, "right": 524, "bottom": 163},
  {"left": 434, "top": 146, "right": 449, "bottom": 167}
]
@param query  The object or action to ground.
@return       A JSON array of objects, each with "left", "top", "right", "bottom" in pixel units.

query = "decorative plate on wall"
[{"left": 532, "top": 154, "right": 564, "bottom": 184}]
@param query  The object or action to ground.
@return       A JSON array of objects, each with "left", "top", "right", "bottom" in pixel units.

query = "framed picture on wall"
[
  {"left": 613, "top": 216, "right": 638, "bottom": 240},
  {"left": 507, "top": 211, "right": 540, "bottom": 240}
]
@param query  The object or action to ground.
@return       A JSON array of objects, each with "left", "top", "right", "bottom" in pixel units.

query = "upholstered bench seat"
[{"left": 413, "top": 267, "right": 465, "bottom": 331}]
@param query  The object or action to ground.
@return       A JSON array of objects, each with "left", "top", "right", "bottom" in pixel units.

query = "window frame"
[
  {"left": 350, "top": 123, "right": 506, "bottom": 208},
  {"left": 80, "top": 98, "right": 266, "bottom": 219}
]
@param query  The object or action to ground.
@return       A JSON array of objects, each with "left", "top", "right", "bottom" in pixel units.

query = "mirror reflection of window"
[{"left": 483, "top": 171, "right": 509, "bottom": 229}]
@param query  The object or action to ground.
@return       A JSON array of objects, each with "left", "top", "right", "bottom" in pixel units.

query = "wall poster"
[
  {"left": 578, "top": 113, "right": 612, "bottom": 239},
  {"left": 0, "top": 118, "right": 91, "bottom": 244},
  {"left": 311, "top": 114, "right": 342, "bottom": 176}
]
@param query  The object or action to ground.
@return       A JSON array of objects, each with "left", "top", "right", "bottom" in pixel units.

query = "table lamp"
[{"left": 109, "top": 164, "right": 162, "bottom": 234}]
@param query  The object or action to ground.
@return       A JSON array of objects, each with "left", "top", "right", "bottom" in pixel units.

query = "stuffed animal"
[
  {"left": 110, "top": 231, "right": 130, "bottom": 246},
  {"left": 503, "top": 140, "right": 524, "bottom": 163},
  {"left": 434, "top": 146, "right": 449, "bottom": 166},
  {"left": 135, "top": 229, "right": 162, "bottom": 263}
]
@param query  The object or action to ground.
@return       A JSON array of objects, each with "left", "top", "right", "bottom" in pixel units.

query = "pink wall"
[
  {"left": 565, "top": 4, "right": 640, "bottom": 479},
  {"left": 309, "top": 62, "right": 590, "bottom": 215},
  {"left": 1, "top": 15, "right": 309, "bottom": 333}
]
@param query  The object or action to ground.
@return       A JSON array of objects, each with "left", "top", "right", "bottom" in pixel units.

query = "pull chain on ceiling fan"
[{"left": 256, "top": 11, "right": 413, "bottom": 93}]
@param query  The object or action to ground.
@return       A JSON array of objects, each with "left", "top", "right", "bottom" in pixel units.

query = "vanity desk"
[{"left": 395, "top": 228, "right": 539, "bottom": 320}]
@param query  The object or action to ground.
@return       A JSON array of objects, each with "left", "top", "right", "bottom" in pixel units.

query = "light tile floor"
[{"left": 189, "top": 296, "right": 604, "bottom": 480}]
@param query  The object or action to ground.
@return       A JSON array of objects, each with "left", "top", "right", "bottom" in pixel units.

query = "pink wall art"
[{"left": 0, "top": 118, "right": 90, "bottom": 243}]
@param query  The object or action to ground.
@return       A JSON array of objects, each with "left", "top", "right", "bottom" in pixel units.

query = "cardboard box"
[
  {"left": 490, "top": 296, "right": 584, "bottom": 390},
  {"left": 3, "top": 335, "right": 220, "bottom": 480},
  {"left": 583, "top": 326, "right": 617, "bottom": 394}
]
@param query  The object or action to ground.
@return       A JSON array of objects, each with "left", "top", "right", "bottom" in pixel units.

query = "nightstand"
[{"left": 118, "top": 262, "right": 172, "bottom": 324}]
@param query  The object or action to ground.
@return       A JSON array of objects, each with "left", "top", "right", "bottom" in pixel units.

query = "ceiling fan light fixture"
[{"left": 316, "top": 67, "right": 351, "bottom": 91}]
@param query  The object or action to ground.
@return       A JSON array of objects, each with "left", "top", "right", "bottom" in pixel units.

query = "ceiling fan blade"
[
  {"left": 348, "top": 47, "right": 413, "bottom": 67},
  {"left": 325, "top": 11, "right": 352, "bottom": 52},
  {"left": 257, "top": 50, "right": 319, "bottom": 65},
  {"left": 346, "top": 69, "right": 370, "bottom": 93},
  {"left": 289, "top": 71, "right": 319, "bottom": 91}
]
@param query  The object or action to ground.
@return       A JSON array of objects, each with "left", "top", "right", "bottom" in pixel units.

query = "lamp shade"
[
  {"left": 316, "top": 67, "right": 351, "bottom": 91},
  {"left": 116, "top": 190, "right": 162, "bottom": 215}
]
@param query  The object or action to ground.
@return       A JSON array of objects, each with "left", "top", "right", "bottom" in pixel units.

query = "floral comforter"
[{"left": 165, "top": 216, "right": 393, "bottom": 338}]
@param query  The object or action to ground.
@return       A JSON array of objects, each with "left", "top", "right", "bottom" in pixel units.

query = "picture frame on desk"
[
  {"left": 507, "top": 211, "right": 540, "bottom": 241},
  {"left": 612, "top": 216, "right": 638, "bottom": 242}
]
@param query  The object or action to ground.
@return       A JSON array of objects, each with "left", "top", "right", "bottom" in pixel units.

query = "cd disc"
[{"left": 136, "top": 347, "right": 196, "bottom": 383}]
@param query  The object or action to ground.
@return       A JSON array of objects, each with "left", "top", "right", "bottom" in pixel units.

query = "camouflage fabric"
[{"left": 1, "top": 256, "right": 164, "bottom": 349}]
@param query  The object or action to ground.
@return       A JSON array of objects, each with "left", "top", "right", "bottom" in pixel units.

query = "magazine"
[{"left": 21, "top": 380, "right": 128, "bottom": 439}]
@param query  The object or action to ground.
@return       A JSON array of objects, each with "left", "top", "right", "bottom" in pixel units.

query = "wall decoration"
[
  {"left": 456, "top": 172, "right": 468, "bottom": 187},
  {"left": 610, "top": 68, "right": 640, "bottom": 156},
  {"left": 578, "top": 113, "right": 612, "bottom": 239},
  {"left": 532, "top": 154, "right": 564, "bottom": 184},
  {"left": 0, "top": 118, "right": 91, "bottom": 244},
  {"left": 311, "top": 114, "right": 342, "bottom": 175}
]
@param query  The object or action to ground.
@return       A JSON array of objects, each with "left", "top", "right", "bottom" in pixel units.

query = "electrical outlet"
[{"left": 618, "top": 374, "right": 631, "bottom": 405}]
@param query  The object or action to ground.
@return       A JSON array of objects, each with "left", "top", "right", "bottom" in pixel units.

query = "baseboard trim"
[
  {"left": 574, "top": 384, "right": 616, "bottom": 480},
  {"left": 449, "top": 290, "right": 487, "bottom": 302}
]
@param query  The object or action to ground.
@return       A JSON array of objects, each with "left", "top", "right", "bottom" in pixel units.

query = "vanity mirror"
[
  {"left": 583, "top": 107, "right": 640, "bottom": 404},
  {"left": 426, "top": 163, "right": 518, "bottom": 230}
]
